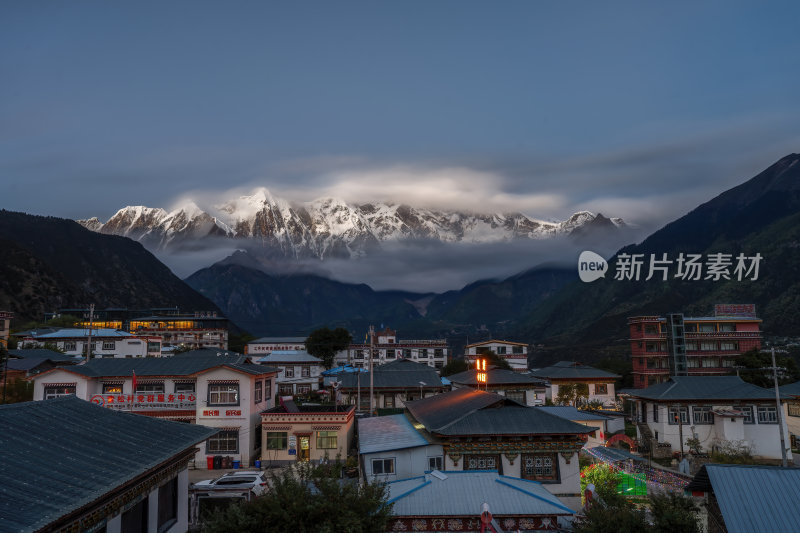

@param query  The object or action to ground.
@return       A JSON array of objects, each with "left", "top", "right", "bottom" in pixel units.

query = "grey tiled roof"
[
  {"left": 447, "top": 368, "right": 546, "bottom": 386},
  {"left": 250, "top": 337, "right": 307, "bottom": 344},
  {"left": 0, "top": 396, "right": 217, "bottom": 533},
  {"left": 337, "top": 359, "right": 444, "bottom": 390},
  {"left": 536, "top": 406, "right": 611, "bottom": 421},
  {"left": 256, "top": 351, "right": 321, "bottom": 364},
  {"left": 387, "top": 471, "right": 573, "bottom": 517},
  {"left": 358, "top": 414, "right": 430, "bottom": 454},
  {"left": 405, "top": 388, "right": 593, "bottom": 436},
  {"left": 9, "top": 348, "right": 78, "bottom": 362},
  {"left": 686, "top": 464, "right": 800, "bottom": 533},
  {"left": 624, "top": 376, "right": 784, "bottom": 402},
  {"left": 6, "top": 358, "right": 54, "bottom": 371},
  {"left": 35, "top": 350, "right": 277, "bottom": 379},
  {"left": 529, "top": 361, "right": 620, "bottom": 380}
]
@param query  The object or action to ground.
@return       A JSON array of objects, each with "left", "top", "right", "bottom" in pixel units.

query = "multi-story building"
[
  {"left": 0, "top": 310, "right": 12, "bottom": 348},
  {"left": 20, "top": 328, "right": 162, "bottom": 358},
  {"left": 245, "top": 337, "right": 307, "bottom": 355},
  {"left": 464, "top": 339, "right": 529, "bottom": 372},
  {"left": 129, "top": 312, "right": 228, "bottom": 351},
  {"left": 629, "top": 304, "right": 763, "bottom": 389},
  {"left": 30, "top": 350, "right": 278, "bottom": 469},
  {"left": 529, "top": 361, "right": 620, "bottom": 408},
  {"left": 255, "top": 350, "right": 325, "bottom": 397},
  {"left": 335, "top": 327, "right": 449, "bottom": 370}
]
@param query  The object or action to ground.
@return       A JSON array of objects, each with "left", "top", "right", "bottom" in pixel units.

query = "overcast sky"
[{"left": 3, "top": 2, "right": 800, "bottom": 289}]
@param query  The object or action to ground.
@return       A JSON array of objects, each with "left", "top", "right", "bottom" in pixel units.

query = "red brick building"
[{"left": 629, "top": 304, "right": 762, "bottom": 389}]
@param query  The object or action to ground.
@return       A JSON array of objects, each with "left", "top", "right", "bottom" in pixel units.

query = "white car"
[{"left": 192, "top": 470, "right": 269, "bottom": 496}]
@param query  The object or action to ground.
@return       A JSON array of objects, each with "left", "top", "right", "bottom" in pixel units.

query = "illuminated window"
[{"left": 102, "top": 383, "right": 123, "bottom": 394}]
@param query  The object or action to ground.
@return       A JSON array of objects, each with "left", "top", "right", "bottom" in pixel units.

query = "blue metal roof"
[
  {"left": 358, "top": 414, "right": 429, "bottom": 454},
  {"left": 0, "top": 396, "right": 217, "bottom": 533},
  {"left": 687, "top": 465, "right": 800, "bottom": 533},
  {"left": 387, "top": 471, "right": 574, "bottom": 517}
]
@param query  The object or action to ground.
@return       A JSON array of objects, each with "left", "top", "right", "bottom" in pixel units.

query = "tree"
[
  {"left": 555, "top": 382, "right": 589, "bottom": 406},
  {"left": 305, "top": 327, "right": 353, "bottom": 369},
  {"left": 228, "top": 332, "right": 256, "bottom": 354},
  {"left": 202, "top": 461, "right": 392, "bottom": 533},
  {"left": 475, "top": 349, "right": 513, "bottom": 371},
  {"left": 441, "top": 358, "right": 469, "bottom": 376},
  {"left": 735, "top": 348, "right": 800, "bottom": 387},
  {"left": 580, "top": 463, "right": 622, "bottom": 503},
  {"left": 649, "top": 492, "right": 701, "bottom": 533}
]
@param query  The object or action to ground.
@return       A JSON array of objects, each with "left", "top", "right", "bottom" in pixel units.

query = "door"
[{"left": 298, "top": 436, "right": 310, "bottom": 461}]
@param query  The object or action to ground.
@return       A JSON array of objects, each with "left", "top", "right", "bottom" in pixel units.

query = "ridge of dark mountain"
[
  {"left": 514, "top": 153, "right": 800, "bottom": 364},
  {"left": 0, "top": 210, "right": 223, "bottom": 324}
]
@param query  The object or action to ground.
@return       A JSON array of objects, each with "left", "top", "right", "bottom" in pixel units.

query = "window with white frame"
[
  {"left": 297, "top": 384, "right": 311, "bottom": 395},
  {"left": 102, "top": 341, "right": 116, "bottom": 350},
  {"left": 386, "top": 349, "right": 395, "bottom": 359},
  {"left": 693, "top": 406, "right": 714, "bottom": 425},
  {"left": 788, "top": 403, "right": 800, "bottom": 418},
  {"left": 284, "top": 367, "right": 295, "bottom": 378},
  {"left": 136, "top": 382, "right": 165, "bottom": 394},
  {"left": 254, "top": 381, "right": 263, "bottom": 403},
  {"left": 301, "top": 366, "right": 310, "bottom": 377},
  {"left": 700, "top": 342, "right": 717, "bottom": 351},
  {"left": 668, "top": 406, "right": 689, "bottom": 425},
  {"left": 740, "top": 405, "right": 755, "bottom": 424},
  {"left": 496, "top": 346, "right": 507, "bottom": 354},
  {"left": 428, "top": 456, "right": 443, "bottom": 471},
  {"left": 372, "top": 458, "right": 395, "bottom": 475},
  {"left": 208, "top": 383, "right": 239, "bottom": 406},
  {"left": 720, "top": 341, "right": 739, "bottom": 351},
  {"left": 687, "top": 358, "right": 700, "bottom": 368},
  {"left": 434, "top": 348, "right": 444, "bottom": 358},
  {"left": 512, "top": 346, "right": 524, "bottom": 354},
  {"left": 521, "top": 453, "right": 558, "bottom": 481},
  {"left": 419, "top": 349, "right": 428, "bottom": 358},
  {"left": 207, "top": 430, "right": 238, "bottom": 453},
  {"left": 757, "top": 406, "right": 778, "bottom": 424},
  {"left": 44, "top": 385, "right": 76, "bottom": 399},
  {"left": 174, "top": 382, "right": 195, "bottom": 394},
  {"left": 594, "top": 383, "right": 608, "bottom": 395},
  {"left": 63, "top": 341, "right": 77, "bottom": 351},
  {"left": 652, "top": 404, "right": 658, "bottom": 423}
]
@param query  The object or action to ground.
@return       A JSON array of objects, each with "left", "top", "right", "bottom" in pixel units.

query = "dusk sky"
[{"left": 3, "top": 2, "right": 800, "bottom": 267}]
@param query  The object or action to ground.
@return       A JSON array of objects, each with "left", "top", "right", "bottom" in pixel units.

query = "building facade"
[
  {"left": 464, "top": 339, "right": 529, "bottom": 372},
  {"left": 336, "top": 359, "right": 449, "bottom": 410},
  {"left": 20, "top": 328, "right": 162, "bottom": 358},
  {"left": 245, "top": 336, "right": 307, "bottom": 355},
  {"left": 447, "top": 367, "right": 546, "bottom": 406},
  {"left": 260, "top": 403, "right": 355, "bottom": 466},
  {"left": 129, "top": 312, "right": 229, "bottom": 350},
  {"left": 529, "top": 361, "right": 619, "bottom": 407},
  {"left": 0, "top": 310, "right": 12, "bottom": 348},
  {"left": 255, "top": 350, "right": 324, "bottom": 397},
  {"left": 30, "top": 350, "right": 277, "bottom": 468},
  {"left": 629, "top": 304, "right": 763, "bottom": 388},
  {"left": 334, "top": 327, "right": 449, "bottom": 370}
]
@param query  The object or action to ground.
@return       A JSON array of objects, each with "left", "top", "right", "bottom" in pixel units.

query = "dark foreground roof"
[
  {"left": 686, "top": 464, "right": 800, "bottom": 533},
  {"left": 9, "top": 348, "right": 78, "bottom": 362},
  {"left": 406, "top": 388, "right": 593, "bottom": 436},
  {"left": 625, "top": 376, "right": 784, "bottom": 402},
  {"left": 0, "top": 396, "right": 217, "bottom": 533},
  {"left": 337, "top": 359, "right": 444, "bottom": 389}
]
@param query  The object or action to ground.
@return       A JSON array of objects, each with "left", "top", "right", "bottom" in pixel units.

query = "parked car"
[{"left": 191, "top": 470, "right": 269, "bottom": 496}]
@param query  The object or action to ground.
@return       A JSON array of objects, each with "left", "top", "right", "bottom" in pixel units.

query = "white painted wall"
[{"left": 362, "top": 444, "right": 444, "bottom": 481}]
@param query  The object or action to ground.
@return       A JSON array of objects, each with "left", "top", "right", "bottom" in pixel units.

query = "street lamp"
[{"left": 419, "top": 381, "right": 426, "bottom": 400}]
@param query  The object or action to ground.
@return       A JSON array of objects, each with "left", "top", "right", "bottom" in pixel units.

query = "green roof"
[{"left": 0, "top": 396, "right": 217, "bottom": 533}]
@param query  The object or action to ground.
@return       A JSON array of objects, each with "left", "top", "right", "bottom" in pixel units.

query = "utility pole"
[
  {"left": 771, "top": 347, "right": 789, "bottom": 467},
  {"left": 85, "top": 304, "right": 95, "bottom": 363},
  {"left": 369, "top": 324, "right": 375, "bottom": 415}
]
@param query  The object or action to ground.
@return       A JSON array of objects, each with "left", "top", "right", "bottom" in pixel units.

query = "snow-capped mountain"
[{"left": 78, "top": 188, "right": 626, "bottom": 258}]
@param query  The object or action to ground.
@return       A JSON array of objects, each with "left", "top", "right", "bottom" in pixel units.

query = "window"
[
  {"left": 354, "top": 350, "right": 364, "bottom": 360},
  {"left": 496, "top": 346, "right": 507, "bottom": 355},
  {"left": 207, "top": 430, "right": 239, "bottom": 453},
  {"left": 428, "top": 456, "right": 443, "bottom": 471},
  {"left": 594, "top": 383, "right": 608, "bottom": 395},
  {"left": 254, "top": 381, "right": 263, "bottom": 403},
  {"left": 297, "top": 384, "right": 311, "bottom": 395},
  {"left": 44, "top": 385, "right": 75, "bottom": 399},
  {"left": 278, "top": 384, "right": 293, "bottom": 396},
  {"left": 301, "top": 366, "right": 310, "bottom": 377},
  {"left": 505, "top": 390, "right": 525, "bottom": 403},
  {"left": 174, "top": 382, "right": 195, "bottom": 394},
  {"left": 208, "top": 383, "right": 239, "bottom": 406},
  {"left": 721, "top": 359, "right": 735, "bottom": 368},
  {"left": 384, "top": 394, "right": 395, "bottom": 408},
  {"left": 434, "top": 348, "right": 444, "bottom": 358},
  {"left": 284, "top": 367, "right": 295, "bottom": 378},
  {"left": 693, "top": 406, "right": 714, "bottom": 425},
  {"left": 264, "top": 379, "right": 271, "bottom": 400},
  {"left": 266, "top": 432, "right": 287, "bottom": 450},
  {"left": 63, "top": 341, "right": 77, "bottom": 351},
  {"left": 668, "top": 406, "right": 689, "bottom": 425},
  {"left": 157, "top": 477, "right": 178, "bottom": 533},
  {"left": 147, "top": 341, "right": 161, "bottom": 353},
  {"left": 316, "top": 430, "right": 338, "bottom": 449},
  {"left": 719, "top": 323, "right": 736, "bottom": 332},
  {"left": 652, "top": 404, "right": 658, "bottom": 423},
  {"left": 699, "top": 324, "right": 715, "bottom": 333},
  {"left": 372, "top": 458, "right": 395, "bottom": 475},
  {"left": 386, "top": 349, "right": 396, "bottom": 359},
  {"left": 434, "top": 360, "right": 444, "bottom": 369},
  {"left": 700, "top": 342, "right": 717, "bottom": 351},
  {"left": 789, "top": 403, "right": 800, "bottom": 418},
  {"left": 136, "top": 382, "right": 165, "bottom": 394},
  {"left": 102, "top": 341, "right": 116, "bottom": 350},
  {"left": 403, "top": 349, "right": 412, "bottom": 358},
  {"left": 522, "top": 453, "right": 558, "bottom": 481},
  {"left": 687, "top": 358, "right": 700, "bottom": 368},
  {"left": 466, "top": 455, "right": 499, "bottom": 471},
  {"left": 121, "top": 497, "right": 148, "bottom": 533},
  {"left": 419, "top": 349, "right": 428, "bottom": 359},
  {"left": 103, "top": 383, "right": 123, "bottom": 394},
  {"left": 757, "top": 406, "right": 778, "bottom": 424},
  {"left": 741, "top": 406, "right": 755, "bottom": 424},
  {"left": 686, "top": 342, "right": 698, "bottom": 351},
  {"left": 513, "top": 345, "right": 524, "bottom": 354}
]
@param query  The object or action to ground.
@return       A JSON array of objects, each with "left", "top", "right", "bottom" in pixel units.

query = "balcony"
[{"left": 685, "top": 332, "right": 761, "bottom": 339}]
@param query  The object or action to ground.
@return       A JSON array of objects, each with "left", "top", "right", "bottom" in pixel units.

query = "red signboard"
[
  {"left": 714, "top": 304, "right": 756, "bottom": 318},
  {"left": 91, "top": 394, "right": 196, "bottom": 410}
]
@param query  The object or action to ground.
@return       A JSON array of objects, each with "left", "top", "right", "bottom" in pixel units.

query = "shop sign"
[{"left": 91, "top": 394, "right": 196, "bottom": 410}]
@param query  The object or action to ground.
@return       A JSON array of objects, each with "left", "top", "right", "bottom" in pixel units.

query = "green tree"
[
  {"left": 475, "top": 349, "right": 514, "bottom": 371},
  {"left": 649, "top": 492, "right": 701, "bottom": 533},
  {"left": 736, "top": 348, "right": 800, "bottom": 387},
  {"left": 555, "top": 382, "right": 589, "bottom": 406},
  {"left": 228, "top": 332, "right": 256, "bottom": 354},
  {"left": 305, "top": 328, "right": 352, "bottom": 369},
  {"left": 572, "top": 497, "right": 647, "bottom": 533},
  {"left": 202, "top": 462, "right": 392, "bottom": 533},
  {"left": 580, "top": 463, "right": 622, "bottom": 503},
  {"left": 441, "top": 358, "right": 469, "bottom": 376}
]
